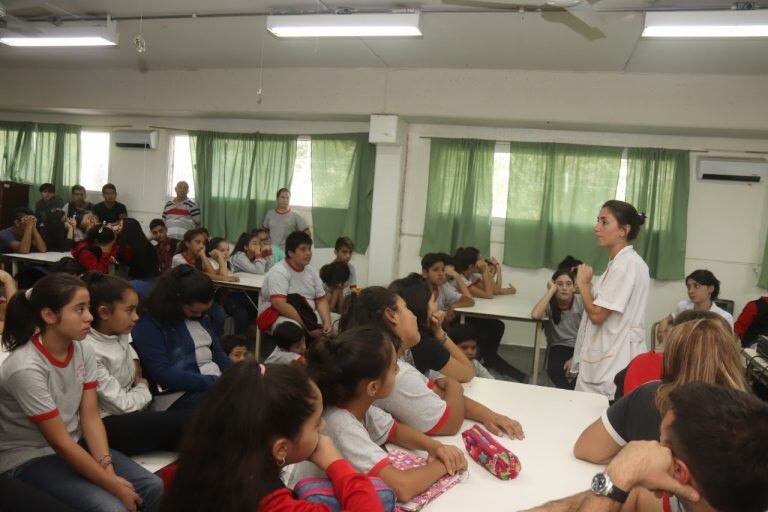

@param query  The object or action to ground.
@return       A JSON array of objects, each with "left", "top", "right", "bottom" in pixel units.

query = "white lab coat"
[{"left": 572, "top": 245, "right": 650, "bottom": 398}]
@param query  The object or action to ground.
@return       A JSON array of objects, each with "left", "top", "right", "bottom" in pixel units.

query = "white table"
[
  {"left": 425, "top": 378, "right": 607, "bottom": 511},
  {"left": 130, "top": 451, "right": 177, "bottom": 474},
  {"left": 2, "top": 251, "right": 71, "bottom": 275},
  {"left": 454, "top": 295, "right": 545, "bottom": 384},
  {"left": 212, "top": 272, "right": 264, "bottom": 292},
  {"left": 212, "top": 272, "right": 265, "bottom": 356}
]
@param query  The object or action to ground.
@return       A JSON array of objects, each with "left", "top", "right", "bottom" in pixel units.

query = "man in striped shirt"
[{"left": 162, "top": 181, "right": 201, "bottom": 240}]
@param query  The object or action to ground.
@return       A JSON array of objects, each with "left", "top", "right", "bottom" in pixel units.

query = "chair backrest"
[{"left": 715, "top": 299, "right": 735, "bottom": 315}]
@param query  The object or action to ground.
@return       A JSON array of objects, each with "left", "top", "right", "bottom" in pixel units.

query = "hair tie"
[
  {"left": 24, "top": 288, "right": 33, "bottom": 300},
  {"left": 259, "top": 363, "right": 266, "bottom": 376},
  {"left": 97, "top": 221, "right": 106, "bottom": 234}
]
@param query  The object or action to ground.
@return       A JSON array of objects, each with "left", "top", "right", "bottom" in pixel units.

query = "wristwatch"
[{"left": 591, "top": 472, "right": 629, "bottom": 503}]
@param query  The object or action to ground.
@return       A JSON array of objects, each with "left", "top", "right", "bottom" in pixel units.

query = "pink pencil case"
[{"left": 461, "top": 424, "right": 521, "bottom": 480}]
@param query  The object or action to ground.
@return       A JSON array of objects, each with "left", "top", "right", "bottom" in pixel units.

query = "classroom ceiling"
[{"left": 1, "top": 0, "right": 767, "bottom": 74}]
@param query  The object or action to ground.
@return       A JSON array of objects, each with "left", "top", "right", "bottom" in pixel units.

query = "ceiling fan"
[
  {"left": 449, "top": 0, "right": 608, "bottom": 32},
  {"left": 0, "top": 1, "right": 44, "bottom": 35}
]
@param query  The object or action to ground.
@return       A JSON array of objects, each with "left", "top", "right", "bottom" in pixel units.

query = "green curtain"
[
  {"left": 625, "top": 148, "right": 690, "bottom": 280},
  {"left": 189, "top": 131, "right": 297, "bottom": 240},
  {"left": 420, "top": 138, "right": 495, "bottom": 256},
  {"left": 310, "top": 133, "right": 376, "bottom": 253},
  {"left": 503, "top": 142, "right": 623, "bottom": 271},
  {"left": 0, "top": 121, "right": 80, "bottom": 208}
]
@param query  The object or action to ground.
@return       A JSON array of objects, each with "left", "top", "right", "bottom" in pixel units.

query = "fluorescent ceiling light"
[
  {"left": 267, "top": 12, "right": 421, "bottom": 38},
  {"left": 0, "top": 19, "right": 118, "bottom": 47},
  {"left": 643, "top": 10, "right": 768, "bottom": 38}
]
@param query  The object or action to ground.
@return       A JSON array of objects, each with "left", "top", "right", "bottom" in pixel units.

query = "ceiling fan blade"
[
  {"left": 564, "top": 1, "right": 607, "bottom": 30},
  {"left": 1, "top": 12, "right": 43, "bottom": 34}
]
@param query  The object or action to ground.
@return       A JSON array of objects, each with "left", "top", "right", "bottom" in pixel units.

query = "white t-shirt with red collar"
[
  {"left": 258, "top": 259, "right": 326, "bottom": 325},
  {"left": 0, "top": 335, "right": 98, "bottom": 474}
]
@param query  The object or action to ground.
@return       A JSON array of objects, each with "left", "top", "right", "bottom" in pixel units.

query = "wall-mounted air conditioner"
[
  {"left": 113, "top": 130, "right": 158, "bottom": 149},
  {"left": 696, "top": 156, "right": 768, "bottom": 183}
]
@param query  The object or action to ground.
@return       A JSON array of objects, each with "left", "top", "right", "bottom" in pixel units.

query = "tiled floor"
[{"left": 498, "top": 345, "right": 549, "bottom": 386}]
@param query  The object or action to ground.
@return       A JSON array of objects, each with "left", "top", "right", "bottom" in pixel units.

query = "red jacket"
[
  {"left": 72, "top": 242, "right": 118, "bottom": 273},
  {"left": 258, "top": 459, "right": 384, "bottom": 512}
]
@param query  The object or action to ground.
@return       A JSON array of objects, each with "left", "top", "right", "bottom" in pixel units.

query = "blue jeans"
[{"left": 10, "top": 449, "right": 163, "bottom": 512}]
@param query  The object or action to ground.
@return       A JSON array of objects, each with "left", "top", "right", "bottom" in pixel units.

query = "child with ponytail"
[
  {"left": 72, "top": 223, "right": 119, "bottom": 273},
  {"left": 82, "top": 271, "right": 191, "bottom": 456},
  {"left": 0, "top": 273, "right": 162, "bottom": 511},
  {"left": 230, "top": 229, "right": 275, "bottom": 274},
  {"left": 162, "top": 361, "right": 384, "bottom": 512},
  {"left": 342, "top": 287, "right": 525, "bottom": 440},
  {"left": 304, "top": 326, "right": 468, "bottom": 503}
]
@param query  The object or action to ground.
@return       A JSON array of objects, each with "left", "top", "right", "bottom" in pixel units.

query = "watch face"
[{"left": 591, "top": 473, "right": 608, "bottom": 494}]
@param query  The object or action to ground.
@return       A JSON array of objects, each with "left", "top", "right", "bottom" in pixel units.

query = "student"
[
  {"left": 0, "top": 207, "right": 47, "bottom": 254},
  {"left": 572, "top": 200, "right": 650, "bottom": 398},
  {"left": 421, "top": 252, "right": 474, "bottom": 322},
  {"left": 161, "top": 362, "right": 385, "bottom": 512},
  {"left": 34, "top": 182, "right": 65, "bottom": 220},
  {"left": 735, "top": 294, "right": 768, "bottom": 347},
  {"left": 251, "top": 227, "right": 285, "bottom": 263},
  {"left": 264, "top": 320, "right": 306, "bottom": 365},
  {"left": 208, "top": 235, "right": 253, "bottom": 335},
  {"left": 305, "top": 326, "right": 468, "bottom": 502},
  {"left": 162, "top": 181, "right": 201, "bottom": 240},
  {"left": 0, "top": 273, "right": 163, "bottom": 511},
  {"left": 656, "top": 269, "right": 733, "bottom": 337},
  {"left": 319, "top": 260, "right": 351, "bottom": 315},
  {"left": 525, "top": 383, "right": 768, "bottom": 512},
  {"left": 62, "top": 184, "right": 93, "bottom": 218},
  {"left": 531, "top": 269, "right": 584, "bottom": 390},
  {"left": 262, "top": 187, "right": 310, "bottom": 250},
  {"left": 92, "top": 183, "right": 128, "bottom": 224},
  {"left": 74, "top": 211, "right": 99, "bottom": 242},
  {"left": 81, "top": 271, "right": 191, "bottom": 456},
  {"left": 341, "top": 286, "right": 525, "bottom": 439},
  {"left": 148, "top": 218, "right": 179, "bottom": 273},
  {"left": 171, "top": 228, "right": 238, "bottom": 283},
  {"left": 230, "top": 229, "right": 274, "bottom": 274},
  {"left": 49, "top": 256, "right": 85, "bottom": 277},
  {"left": 334, "top": 236, "right": 357, "bottom": 286},
  {"left": 132, "top": 265, "right": 233, "bottom": 411},
  {"left": 72, "top": 223, "right": 118, "bottom": 274},
  {"left": 0, "top": 269, "right": 16, "bottom": 333},
  {"left": 451, "top": 247, "right": 515, "bottom": 298},
  {"left": 447, "top": 249, "right": 525, "bottom": 381},
  {"left": 389, "top": 273, "right": 476, "bottom": 382},
  {"left": 573, "top": 314, "right": 747, "bottom": 465},
  {"left": 117, "top": 218, "right": 160, "bottom": 295},
  {"left": 447, "top": 324, "right": 495, "bottom": 379},
  {"left": 220, "top": 334, "right": 251, "bottom": 363},
  {"left": 41, "top": 209, "right": 76, "bottom": 252},
  {"left": 257, "top": 231, "right": 333, "bottom": 338}
]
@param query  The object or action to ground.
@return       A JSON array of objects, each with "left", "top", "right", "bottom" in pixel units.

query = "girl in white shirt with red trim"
[{"left": 0, "top": 273, "right": 162, "bottom": 512}]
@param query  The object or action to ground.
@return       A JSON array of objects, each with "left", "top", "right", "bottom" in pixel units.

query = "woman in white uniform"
[{"left": 572, "top": 200, "right": 650, "bottom": 398}]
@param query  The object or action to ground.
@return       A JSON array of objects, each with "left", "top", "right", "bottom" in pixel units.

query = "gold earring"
[{"left": 277, "top": 454, "right": 286, "bottom": 467}]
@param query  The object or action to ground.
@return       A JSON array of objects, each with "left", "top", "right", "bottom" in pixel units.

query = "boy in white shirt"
[
  {"left": 256, "top": 231, "right": 333, "bottom": 339},
  {"left": 265, "top": 321, "right": 307, "bottom": 365}
]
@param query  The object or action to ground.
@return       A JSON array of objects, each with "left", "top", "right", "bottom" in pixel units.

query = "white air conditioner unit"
[
  {"left": 696, "top": 156, "right": 768, "bottom": 183},
  {"left": 113, "top": 130, "right": 158, "bottom": 149}
]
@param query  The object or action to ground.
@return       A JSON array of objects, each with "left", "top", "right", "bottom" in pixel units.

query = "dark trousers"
[
  {"left": 102, "top": 409, "right": 193, "bottom": 457},
  {"left": 0, "top": 477, "right": 76, "bottom": 512},
  {"left": 466, "top": 317, "right": 528, "bottom": 383},
  {"left": 547, "top": 345, "right": 576, "bottom": 390}
]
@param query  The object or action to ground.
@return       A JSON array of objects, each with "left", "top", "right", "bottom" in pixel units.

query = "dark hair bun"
[{"left": 638, "top": 212, "right": 647, "bottom": 226}]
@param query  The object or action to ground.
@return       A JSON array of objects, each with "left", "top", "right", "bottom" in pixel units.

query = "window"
[
  {"left": 80, "top": 131, "right": 110, "bottom": 191},
  {"left": 168, "top": 134, "right": 196, "bottom": 199},
  {"left": 168, "top": 134, "right": 313, "bottom": 205},
  {"left": 290, "top": 137, "right": 312, "bottom": 206},
  {"left": 491, "top": 142, "right": 510, "bottom": 219},
  {"left": 490, "top": 142, "right": 630, "bottom": 219}
]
